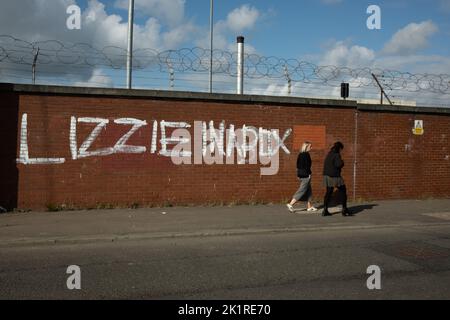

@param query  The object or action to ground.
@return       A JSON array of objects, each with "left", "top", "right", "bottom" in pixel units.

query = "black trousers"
[{"left": 324, "top": 185, "right": 348, "bottom": 210}]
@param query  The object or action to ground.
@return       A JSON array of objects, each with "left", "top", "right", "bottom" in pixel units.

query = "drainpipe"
[{"left": 353, "top": 109, "right": 359, "bottom": 202}]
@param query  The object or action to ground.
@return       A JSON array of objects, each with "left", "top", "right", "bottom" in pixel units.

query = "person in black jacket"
[
  {"left": 287, "top": 141, "right": 317, "bottom": 213},
  {"left": 322, "top": 141, "right": 351, "bottom": 217}
]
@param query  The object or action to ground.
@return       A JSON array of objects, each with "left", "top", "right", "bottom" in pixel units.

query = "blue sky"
[{"left": 66, "top": 0, "right": 450, "bottom": 59}]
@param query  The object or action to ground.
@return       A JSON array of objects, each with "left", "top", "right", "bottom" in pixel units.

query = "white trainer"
[
  {"left": 307, "top": 206, "right": 318, "bottom": 212},
  {"left": 286, "top": 204, "right": 294, "bottom": 213}
]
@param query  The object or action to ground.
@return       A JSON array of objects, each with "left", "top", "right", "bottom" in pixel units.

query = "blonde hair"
[{"left": 301, "top": 141, "right": 312, "bottom": 153}]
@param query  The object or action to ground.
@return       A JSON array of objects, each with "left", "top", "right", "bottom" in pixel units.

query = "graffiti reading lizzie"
[{"left": 17, "top": 113, "right": 292, "bottom": 175}]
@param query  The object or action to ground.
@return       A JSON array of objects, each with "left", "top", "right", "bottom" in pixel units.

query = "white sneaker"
[
  {"left": 307, "top": 206, "right": 318, "bottom": 212},
  {"left": 286, "top": 204, "right": 294, "bottom": 213}
]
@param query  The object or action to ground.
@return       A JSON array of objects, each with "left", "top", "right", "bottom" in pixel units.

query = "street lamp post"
[
  {"left": 126, "top": 0, "right": 135, "bottom": 89},
  {"left": 209, "top": 0, "right": 214, "bottom": 93}
]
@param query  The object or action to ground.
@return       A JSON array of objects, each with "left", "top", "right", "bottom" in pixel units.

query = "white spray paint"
[
  {"left": 202, "top": 121, "right": 208, "bottom": 157},
  {"left": 242, "top": 125, "right": 259, "bottom": 164},
  {"left": 193, "top": 121, "right": 203, "bottom": 165},
  {"left": 150, "top": 120, "right": 158, "bottom": 154},
  {"left": 203, "top": 121, "right": 225, "bottom": 165},
  {"left": 209, "top": 121, "right": 225, "bottom": 156},
  {"left": 70, "top": 116, "right": 78, "bottom": 160},
  {"left": 70, "top": 117, "right": 148, "bottom": 159},
  {"left": 16, "top": 113, "right": 66, "bottom": 165},
  {"left": 76, "top": 117, "right": 114, "bottom": 159},
  {"left": 18, "top": 114, "right": 293, "bottom": 176},
  {"left": 258, "top": 128, "right": 273, "bottom": 158},
  {"left": 113, "top": 118, "right": 147, "bottom": 154},
  {"left": 258, "top": 128, "right": 282, "bottom": 176},
  {"left": 271, "top": 128, "right": 292, "bottom": 155},
  {"left": 225, "top": 124, "right": 244, "bottom": 165},
  {"left": 159, "top": 121, "right": 192, "bottom": 157}
]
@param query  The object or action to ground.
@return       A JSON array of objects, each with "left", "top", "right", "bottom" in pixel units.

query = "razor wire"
[{"left": 1, "top": 35, "right": 450, "bottom": 94}]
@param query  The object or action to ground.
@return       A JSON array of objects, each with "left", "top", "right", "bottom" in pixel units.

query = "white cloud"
[
  {"left": 225, "top": 5, "right": 260, "bottom": 34},
  {"left": 374, "top": 54, "right": 450, "bottom": 75},
  {"left": 74, "top": 68, "right": 114, "bottom": 87},
  {"left": 249, "top": 83, "right": 290, "bottom": 96},
  {"left": 382, "top": 21, "right": 438, "bottom": 56},
  {"left": 279, "top": 37, "right": 450, "bottom": 106},
  {"left": 81, "top": 0, "right": 195, "bottom": 50},
  {"left": 161, "top": 22, "right": 198, "bottom": 49},
  {"left": 0, "top": 0, "right": 200, "bottom": 88},
  {"left": 0, "top": 1, "right": 261, "bottom": 59},
  {"left": 320, "top": 41, "right": 375, "bottom": 67},
  {"left": 0, "top": 0, "right": 196, "bottom": 51},
  {"left": 194, "top": 4, "right": 261, "bottom": 53},
  {"left": 311, "top": 24, "right": 449, "bottom": 105},
  {"left": 0, "top": 0, "right": 76, "bottom": 42},
  {"left": 114, "top": 0, "right": 185, "bottom": 27},
  {"left": 0, "top": 0, "right": 266, "bottom": 90}
]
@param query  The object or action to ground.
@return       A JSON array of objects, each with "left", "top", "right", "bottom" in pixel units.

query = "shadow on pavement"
[
  {"left": 292, "top": 204, "right": 378, "bottom": 216},
  {"left": 348, "top": 204, "right": 378, "bottom": 215}
]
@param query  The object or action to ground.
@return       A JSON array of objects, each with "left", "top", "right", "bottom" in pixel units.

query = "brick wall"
[
  {"left": 1, "top": 84, "right": 449, "bottom": 210},
  {"left": 356, "top": 110, "right": 450, "bottom": 199}
]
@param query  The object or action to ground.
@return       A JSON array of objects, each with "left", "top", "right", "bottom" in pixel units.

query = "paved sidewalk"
[{"left": 1, "top": 199, "right": 450, "bottom": 247}]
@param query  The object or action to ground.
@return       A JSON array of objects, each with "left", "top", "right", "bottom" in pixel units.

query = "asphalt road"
[{"left": 1, "top": 202, "right": 450, "bottom": 299}]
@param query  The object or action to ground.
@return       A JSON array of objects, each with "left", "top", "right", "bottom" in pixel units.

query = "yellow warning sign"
[{"left": 412, "top": 120, "right": 424, "bottom": 135}]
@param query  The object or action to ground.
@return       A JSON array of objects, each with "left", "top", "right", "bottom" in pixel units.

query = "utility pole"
[
  {"left": 126, "top": 0, "right": 135, "bottom": 89},
  {"left": 209, "top": 0, "right": 214, "bottom": 93},
  {"left": 371, "top": 73, "right": 393, "bottom": 106}
]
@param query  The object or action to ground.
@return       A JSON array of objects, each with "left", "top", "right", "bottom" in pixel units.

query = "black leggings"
[{"left": 324, "top": 185, "right": 348, "bottom": 209}]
